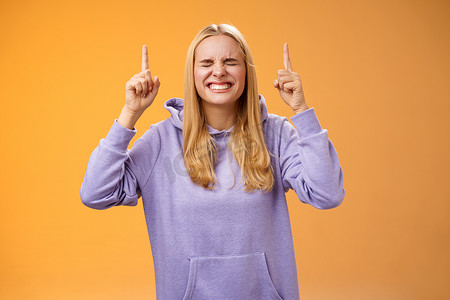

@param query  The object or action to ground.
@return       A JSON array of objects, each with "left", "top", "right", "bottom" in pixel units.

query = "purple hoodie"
[{"left": 80, "top": 95, "right": 345, "bottom": 300}]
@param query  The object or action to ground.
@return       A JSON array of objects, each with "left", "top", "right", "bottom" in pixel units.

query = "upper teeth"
[{"left": 209, "top": 83, "right": 231, "bottom": 90}]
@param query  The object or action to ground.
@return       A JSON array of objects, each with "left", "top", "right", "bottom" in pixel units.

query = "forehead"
[{"left": 195, "top": 35, "right": 243, "bottom": 60}]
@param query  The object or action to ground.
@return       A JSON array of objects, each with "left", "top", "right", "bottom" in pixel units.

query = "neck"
[{"left": 201, "top": 101, "right": 238, "bottom": 131}]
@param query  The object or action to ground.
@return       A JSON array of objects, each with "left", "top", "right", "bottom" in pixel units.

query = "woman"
[{"left": 80, "top": 24, "right": 345, "bottom": 300}]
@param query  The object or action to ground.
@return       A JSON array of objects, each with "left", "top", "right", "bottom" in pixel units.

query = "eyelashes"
[{"left": 201, "top": 63, "right": 238, "bottom": 67}]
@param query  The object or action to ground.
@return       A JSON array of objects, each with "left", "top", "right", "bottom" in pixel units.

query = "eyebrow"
[
  {"left": 198, "top": 59, "right": 214, "bottom": 64},
  {"left": 224, "top": 58, "right": 239, "bottom": 63}
]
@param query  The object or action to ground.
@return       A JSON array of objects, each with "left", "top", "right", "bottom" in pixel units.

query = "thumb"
[
  {"left": 273, "top": 79, "right": 279, "bottom": 89},
  {"left": 152, "top": 76, "right": 161, "bottom": 92}
]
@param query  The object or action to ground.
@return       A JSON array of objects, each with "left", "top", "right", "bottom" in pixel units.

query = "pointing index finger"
[
  {"left": 142, "top": 44, "right": 149, "bottom": 72},
  {"left": 283, "top": 43, "right": 293, "bottom": 72}
]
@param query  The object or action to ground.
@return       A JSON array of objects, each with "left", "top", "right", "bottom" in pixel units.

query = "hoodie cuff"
[
  {"left": 102, "top": 119, "right": 137, "bottom": 152},
  {"left": 290, "top": 107, "right": 323, "bottom": 139}
]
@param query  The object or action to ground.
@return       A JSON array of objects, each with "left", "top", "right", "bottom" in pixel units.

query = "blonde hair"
[{"left": 183, "top": 24, "right": 274, "bottom": 192}]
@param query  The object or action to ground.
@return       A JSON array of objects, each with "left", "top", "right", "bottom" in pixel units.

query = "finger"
[
  {"left": 154, "top": 76, "right": 160, "bottom": 88},
  {"left": 277, "top": 76, "right": 294, "bottom": 91},
  {"left": 144, "top": 69, "right": 153, "bottom": 91},
  {"left": 134, "top": 80, "right": 143, "bottom": 95},
  {"left": 142, "top": 44, "right": 149, "bottom": 72},
  {"left": 152, "top": 76, "right": 160, "bottom": 94},
  {"left": 283, "top": 82, "right": 296, "bottom": 92},
  {"left": 277, "top": 69, "right": 293, "bottom": 76},
  {"left": 278, "top": 78, "right": 284, "bottom": 91},
  {"left": 283, "top": 43, "right": 293, "bottom": 72},
  {"left": 278, "top": 75, "right": 297, "bottom": 84},
  {"left": 273, "top": 79, "right": 279, "bottom": 88},
  {"left": 138, "top": 78, "right": 148, "bottom": 96},
  {"left": 277, "top": 72, "right": 286, "bottom": 90}
]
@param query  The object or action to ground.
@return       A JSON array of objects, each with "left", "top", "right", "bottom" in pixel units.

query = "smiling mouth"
[{"left": 208, "top": 83, "right": 232, "bottom": 91}]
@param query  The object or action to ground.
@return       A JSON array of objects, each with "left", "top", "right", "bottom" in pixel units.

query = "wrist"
[
  {"left": 118, "top": 106, "right": 142, "bottom": 130},
  {"left": 293, "top": 103, "right": 309, "bottom": 115}
]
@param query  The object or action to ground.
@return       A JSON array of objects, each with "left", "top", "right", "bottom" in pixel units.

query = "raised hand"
[
  {"left": 124, "top": 45, "right": 161, "bottom": 115},
  {"left": 273, "top": 43, "right": 309, "bottom": 114}
]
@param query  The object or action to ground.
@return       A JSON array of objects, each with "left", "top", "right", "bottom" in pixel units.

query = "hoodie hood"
[{"left": 164, "top": 95, "right": 269, "bottom": 135}]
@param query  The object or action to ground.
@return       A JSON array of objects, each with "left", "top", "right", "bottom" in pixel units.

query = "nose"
[{"left": 212, "top": 63, "right": 226, "bottom": 77}]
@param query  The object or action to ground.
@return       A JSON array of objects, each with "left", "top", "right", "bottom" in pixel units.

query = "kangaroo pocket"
[{"left": 182, "top": 252, "right": 283, "bottom": 300}]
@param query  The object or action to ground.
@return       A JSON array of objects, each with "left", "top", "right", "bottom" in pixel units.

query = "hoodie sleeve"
[
  {"left": 278, "top": 107, "right": 345, "bottom": 209},
  {"left": 80, "top": 119, "right": 161, "bottom": 210}
]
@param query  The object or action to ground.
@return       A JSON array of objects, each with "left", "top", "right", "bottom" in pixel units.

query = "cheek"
[
  {"left": 193, "top": 71, "right": 202, "bottom": 91},
  {"left": 194, "top": 69, "right": 206, "bottom": 89},
  {"left": 241, "top": 71, "right": 246, "bottom": 85},
  {"left": 235, "top": 68, "right": 246, "bottom": 89}
]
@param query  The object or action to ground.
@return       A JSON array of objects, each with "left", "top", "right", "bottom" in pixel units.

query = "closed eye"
[
  {"left": 225, "top": 58, "right": 239, "bottom": 65},
  {"left": 198, "top": 58, "right": 240, "bottom": 67},
  {"left": 198, "top": 59, "right": 214, "bottom": 67}
]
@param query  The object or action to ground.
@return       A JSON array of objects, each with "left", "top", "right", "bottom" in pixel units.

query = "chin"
[
  {"left": 201, "top": 95, "right": 240, "bottom": 106},
  {"left": 200, "top": 89, "right": 243, "bottom": 105}
]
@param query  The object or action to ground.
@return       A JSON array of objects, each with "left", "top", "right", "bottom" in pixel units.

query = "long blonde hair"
[{"left": 183, "top": 24, "right": 274, "bottom": 192}]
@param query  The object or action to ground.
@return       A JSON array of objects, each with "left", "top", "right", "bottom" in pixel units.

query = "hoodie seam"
[{"left": 139, "top": 125, "right": 162, "bottom": 192}]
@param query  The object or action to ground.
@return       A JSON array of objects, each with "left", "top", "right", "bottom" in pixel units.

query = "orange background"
[{"left": 1, "top": 0, "right": 449, "bottom": 299}]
